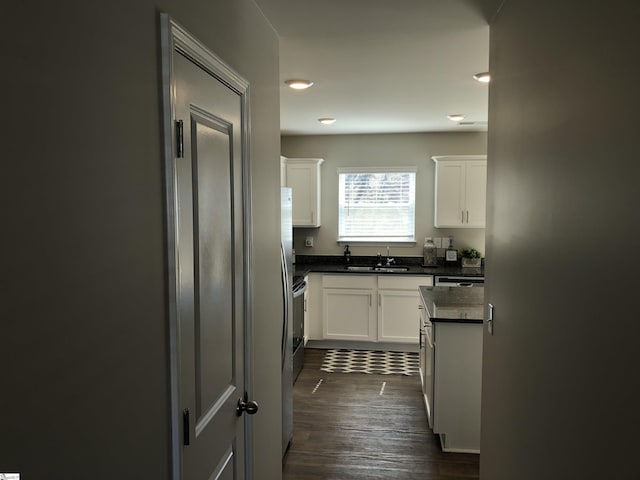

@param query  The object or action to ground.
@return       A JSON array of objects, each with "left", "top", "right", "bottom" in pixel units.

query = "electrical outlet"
[
  {"left": 305, "top": 236, "right": 314, "bottom": 247},
  {"left": 433, "top": 237, "right": 442, "bottom": 248},
  {"left": 445, "top": 236, "right": 453, "bottom": 248}
]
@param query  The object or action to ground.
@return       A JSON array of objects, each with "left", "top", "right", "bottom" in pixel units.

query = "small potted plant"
[{"left": 460, "top": 248, "right": 483, "bottom": 268}]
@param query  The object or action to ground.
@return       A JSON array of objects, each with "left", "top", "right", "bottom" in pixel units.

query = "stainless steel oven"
[{"left": 292, "top": 277, "right": 307, "bottom": 383}]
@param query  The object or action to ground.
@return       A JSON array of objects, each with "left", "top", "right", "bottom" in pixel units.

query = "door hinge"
[
  {"left": 183, "top": 408, "right": 190, "bottom": 446},
  {"left": 175, "top": 119, "right": 184, "bottom": 158}
]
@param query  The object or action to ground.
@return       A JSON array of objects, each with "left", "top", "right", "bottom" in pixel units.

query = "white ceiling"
[{"left": 254, "top": 0, "right": 491, "bottom": 135}]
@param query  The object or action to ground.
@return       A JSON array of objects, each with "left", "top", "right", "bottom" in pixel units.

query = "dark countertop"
[
  {"left": 418, "top": 286, "right": 484, "bottom": 324},
  {"left": 294, "top": 255, "right": 484, "bottom": 278}
]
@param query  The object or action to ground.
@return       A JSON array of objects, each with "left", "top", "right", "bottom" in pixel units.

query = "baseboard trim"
[{"left": 305, "top": 340, "right": 418, "bottom": 353}]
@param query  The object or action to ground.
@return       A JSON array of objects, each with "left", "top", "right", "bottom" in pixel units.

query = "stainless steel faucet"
[{"left": 385, "top": 246, "right": 395, "bottom": 265}]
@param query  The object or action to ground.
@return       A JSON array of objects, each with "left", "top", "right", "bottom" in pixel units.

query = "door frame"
[{"left": 159, "top": 13, "right": 254, "bottom": 479}]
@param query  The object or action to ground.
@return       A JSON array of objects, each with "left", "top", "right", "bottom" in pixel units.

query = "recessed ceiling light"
[
  {"left": 447, "top": 114, "right": 465, "bottom": 122},
  {"left": 285, "top": 79, "right": 314, "bottom": 90},
  {"left": 318, "top": 117, "right": 336, "bottom": 125},
  {"left": 473, "top": 72, "right": 491, "bottom": 83}
]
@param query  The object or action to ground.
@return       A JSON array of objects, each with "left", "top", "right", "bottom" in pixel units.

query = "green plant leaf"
[{"left": 460, "top": 248, "right": 482, "bottom": 258}]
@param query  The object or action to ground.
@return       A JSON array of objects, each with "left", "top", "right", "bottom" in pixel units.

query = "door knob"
[{"left": 236, "top": 394, "right": 259, "bottom": 416}]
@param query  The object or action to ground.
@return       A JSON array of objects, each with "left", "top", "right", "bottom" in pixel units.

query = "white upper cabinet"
[
  {"left": 432, "top": 155, "right": 487, "bottom": 228},
  {"left": 280, "top": 155, "right": 287, "bottom": 187},
  {"left": 283, "top": 157, "right": 324, "bottom": 227}
]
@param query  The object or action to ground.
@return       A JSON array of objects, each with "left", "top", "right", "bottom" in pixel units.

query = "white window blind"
[{"left": 338, "top": 168, "right": 416, "bottom": 242}]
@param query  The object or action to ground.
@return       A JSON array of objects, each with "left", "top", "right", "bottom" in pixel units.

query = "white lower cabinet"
[
  {"left": 322, "top": 275, "right": 376, "bottom": 341},
  {"left": 309, "top": 273, "right": 433, "bottom": 344},
  {"left": 378, "top": 276, "right": 433, "bottom": 343},
  {"left": 432, "top": 321, "right": 483, "bottom": 453}
]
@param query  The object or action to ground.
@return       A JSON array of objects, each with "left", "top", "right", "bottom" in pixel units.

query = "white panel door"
[{"left": 162, "top": 17, "right": 254, "bottom": 480}]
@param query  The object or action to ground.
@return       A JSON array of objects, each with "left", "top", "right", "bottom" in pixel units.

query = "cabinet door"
[
  {"left": 378, "top": 289, "right": 420, "bottom": 343},
  {"left": 434, "top": 161, "right": 465, "bottom": 227},
  {"left": 322, "top": 288, "right": 376, "bottom": 341},
  {"left": 433, "top": 322, "right": 483, "bottom": 452},
  {"left": 464, "top": 161, "right": 487, "bottom": 228},
  {"left": 419, "top": 304, "right": 428, "bottom": 392},
  {"left": 285, "top": 159, "right": 322, "bottom": 227}
]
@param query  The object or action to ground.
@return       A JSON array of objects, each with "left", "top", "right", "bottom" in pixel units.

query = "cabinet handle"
[
  {"left": 311, "top": 211, "right": 314, "bottom": 224},
  {"left": 461, "top": 210, "right": 464, "bottom": 223},
  {"left": 488, "top": 303, "right": 494, "bottom": 335},
  {"left": 378, "top": 293, "right": 381, "bottom": 307},
  {"left": 466, "top": 210, "right": 469, "bottom": 223},
  {"left": 304, "top": 298, "right": 307, "bottom": 312},
  {"left": 369, "top": 294, "right": 372, "bottom": 306}
]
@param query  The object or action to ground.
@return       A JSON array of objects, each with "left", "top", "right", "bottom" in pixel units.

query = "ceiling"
[{"left": 254, "top": 0, "right": 492, "bottom": 135}]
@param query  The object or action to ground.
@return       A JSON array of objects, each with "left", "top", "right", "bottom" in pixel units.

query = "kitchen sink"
[
  {"left": 345, "top": 265, "right": 410, "bottom": 272},
  {"left": 346, "top": 265, "right": 375, "bottom": 271},
  {"left": 375, "top": 266, "right": 409, "bottom": 272}
]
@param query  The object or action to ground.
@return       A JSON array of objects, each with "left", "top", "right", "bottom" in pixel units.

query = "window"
[{"left": 338, "top": 167, "right": 416, "bottom": 243}]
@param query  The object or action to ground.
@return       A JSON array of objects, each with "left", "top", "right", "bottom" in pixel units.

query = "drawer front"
[
  {"left": 322, "top": 274, "right": 377, "bottom": 289},
  {"left": 378, "top": 275, "right": 433, "bottom": 290}
]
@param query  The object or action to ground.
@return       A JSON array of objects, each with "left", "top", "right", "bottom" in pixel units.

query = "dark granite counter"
[
  {"left": 294, "top": 255, "right": 483, "bottom": 278},
  {"left": 418, "top": 286, "right": 484, "bottom": 323}
]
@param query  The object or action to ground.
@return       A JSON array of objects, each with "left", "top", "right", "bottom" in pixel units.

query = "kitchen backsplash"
[{"left": 293, "top": 229, "right": 485, "bottom": 260}]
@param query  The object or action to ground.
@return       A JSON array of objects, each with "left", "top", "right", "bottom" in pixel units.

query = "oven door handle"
[{"left": 293, "top": 282, "right": 307, "bottom": 298}]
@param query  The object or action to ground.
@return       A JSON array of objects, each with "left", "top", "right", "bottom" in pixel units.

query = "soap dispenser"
[
  {"left": 445, "top": 236, "right": 458, "bottom": 263},
  {"left": 423, "top": 237, "right": 437, "bottom": 267},
  {"left": 343, "top": 244, "right": 351, "bottom": 264}
]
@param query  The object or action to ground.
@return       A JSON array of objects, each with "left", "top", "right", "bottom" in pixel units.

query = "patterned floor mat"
[{"left": 320, "top": 349, "right": 419, "bottom": 376}]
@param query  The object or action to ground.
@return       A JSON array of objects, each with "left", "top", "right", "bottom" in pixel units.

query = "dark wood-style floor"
[{"left": 282, "top": 348, "right": 479, "bottom": 480}]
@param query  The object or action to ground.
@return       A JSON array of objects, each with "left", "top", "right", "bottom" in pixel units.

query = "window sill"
[{"left": 337, "top": 238, "right": 417, "bottom": 247}]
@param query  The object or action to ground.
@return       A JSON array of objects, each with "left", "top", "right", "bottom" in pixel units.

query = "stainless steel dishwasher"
[{"left": 435, "top": 275, "right": 484, "bottom": 287}]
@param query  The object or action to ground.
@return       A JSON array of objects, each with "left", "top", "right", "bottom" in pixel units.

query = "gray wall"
[
  {"left": 282, "top": 132, "right": 487, "bottom": 258},
  {"left": 481, "top": 1, "right": 640, "bottom": 478},
  {"left": 2, "top": 1, "right": 282, "bottom": 478}
]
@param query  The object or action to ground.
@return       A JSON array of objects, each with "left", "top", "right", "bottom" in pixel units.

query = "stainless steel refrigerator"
[{"left": 280, "top": 187, "right": 293, "bottom": 455}]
